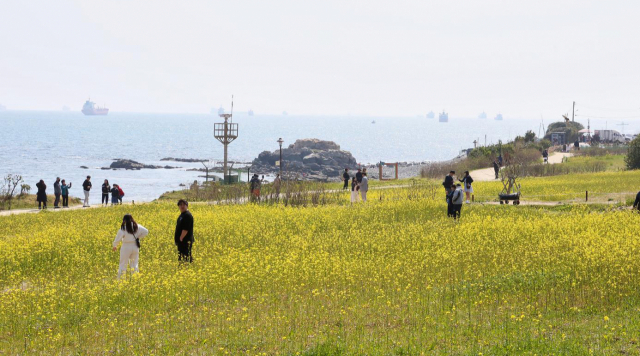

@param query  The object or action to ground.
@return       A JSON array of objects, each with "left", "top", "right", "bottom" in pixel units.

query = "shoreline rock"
[
  {"left": 251, "top": 139, "right": 357, "bottom": 181},
  {"left": 161, "top": 157, "right": 208, "bottom": 163},
  {"left": 107, "top": 159, "right": 179, "bottom": 170}
]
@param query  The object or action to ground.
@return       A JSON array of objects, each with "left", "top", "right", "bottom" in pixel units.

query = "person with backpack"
[
  {"left": 450, "top": 184, "right": 464, "bottom": 220},
  {"left": 36, "top": 179, "right": 47, "bottom": 210},
  {"left": 442, "top": 171, "right": 455, "bottom": 200},
  {"left": 82, "top": 176, "right": 92, "bottom": 207},
  {"left": 101, "top": 179, "right": 110, "bottom": 207},
  {"left": 459, "top": 171, "right": 474, "bottom": 204},
  {"left": 61, "top": 179, "right": 72, "bottom": 207},
  {"left": 117, "top": 185, "right": 125, "bottom": 204},
  {"left": 446, "top": 185, "right": 456, "bottom": 218},
  {"left": 112, "top": 214, "right": 149, "bottom": 279},
  {"left": 110, "top": 184, "right": 121, "bottom": 205},
  {"left": 249, "top": 174, "right": 261, "bottom": 202}
]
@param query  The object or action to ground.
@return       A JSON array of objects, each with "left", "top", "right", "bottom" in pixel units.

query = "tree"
[
  {"left": 524, "top": 130, "right": 536, "bottom": 143},
  {"left": 0, "top": 174, "right": 24, "bottom": 210},
  {"left": 625, "top": 136, "right": 640, "bottom": 169},
  {"left": 544, "top": 121, "right": 585, "bottom": 144}
]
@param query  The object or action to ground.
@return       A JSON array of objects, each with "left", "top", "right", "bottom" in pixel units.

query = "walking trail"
[{"left": 470, "top": 152, "right": 572, "bottom": 182}]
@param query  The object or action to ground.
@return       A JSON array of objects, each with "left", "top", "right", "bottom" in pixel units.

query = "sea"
[{"left": 1, "top": 110, "right": 635, "bottom": 202}]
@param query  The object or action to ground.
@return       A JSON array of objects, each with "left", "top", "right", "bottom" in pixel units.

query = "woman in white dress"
[
  {"left": 350, "top": 176, "right": 359, "bottom": 203},
  {"left": 112, "top": 214, "right": 149, "bottom": 279}
]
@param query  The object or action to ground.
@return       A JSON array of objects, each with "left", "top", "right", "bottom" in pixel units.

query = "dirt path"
[{"left": 470, "top": 152, "right": 572, "bottom": 182}]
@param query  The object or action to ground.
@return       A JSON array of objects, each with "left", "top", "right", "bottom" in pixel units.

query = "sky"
[{"left": 1, "top": 0, "right": 639, "bottom": 119}]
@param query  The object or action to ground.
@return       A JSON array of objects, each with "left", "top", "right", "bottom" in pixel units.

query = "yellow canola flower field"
[
  {"left": 474, "top": 170, "right": 640, "bottom": 202},
  {"left": 2, "top": 185, "right": 640, "bottom": 355}
]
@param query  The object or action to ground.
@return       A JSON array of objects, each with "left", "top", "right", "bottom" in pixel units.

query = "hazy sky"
[{"left": 1, "top": 0, "right": 639, "bottom": 118}]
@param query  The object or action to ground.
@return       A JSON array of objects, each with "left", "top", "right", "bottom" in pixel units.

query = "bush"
[{"left": 625, "top": 136, "right": 640, "bottom": 169}]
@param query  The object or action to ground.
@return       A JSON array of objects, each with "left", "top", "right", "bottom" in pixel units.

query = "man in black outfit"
[
  {"left": 633, "top": 191, "right": 640, "bottom": 211},
  {"left": 342, "top": 169, "right": 350, "bottom": 190},
  {"left": 493, "top": 160, "right": 500, "bottom": 179},
  {"left": 442, "top": 171, "right": 454, "bottom": 200},
  {"left": 355, "top": 168, "right": 363, "bottom": 183},
  {"left": 175, "top": 199, "right": 194, "bottom": 263}
]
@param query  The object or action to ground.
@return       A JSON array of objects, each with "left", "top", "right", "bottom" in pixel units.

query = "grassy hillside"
[{"left": 2, "top": 181, "right": 640, "bottom": 354}]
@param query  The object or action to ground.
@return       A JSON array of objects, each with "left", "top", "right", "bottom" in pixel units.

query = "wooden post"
[
  {"left": 586, "top": 190, "right": 588, "bottom": 202},
  {"left": 379, "top": 164, "right": 383, "bottom": 181},
  {"left": 395, "top": 163, "right": 399, "bottom": 180}
]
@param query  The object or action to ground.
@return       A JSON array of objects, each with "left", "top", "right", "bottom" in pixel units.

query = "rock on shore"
[
  {"left": 108, "top": 159, "right": 178, "bottom": 170},
  {"left": 251, "top": 139, "right": 357, "bottom": 180}
]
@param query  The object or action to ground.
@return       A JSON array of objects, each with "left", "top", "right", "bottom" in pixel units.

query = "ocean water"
[{"left": 0, "top": 110, "right": 633, "bottom": 202}]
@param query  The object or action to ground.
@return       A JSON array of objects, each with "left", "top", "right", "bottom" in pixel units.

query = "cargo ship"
[
  {"left": 495, "top": 113, "right": 503, "bottom": 121},
  {"left": 439, "top": 111, "right": 448, "bottom": 123},
  {"left": 426, "top": 111, "right": 435, "bottom": 119},
  {"left": 81, "top": 99, "right": 109, "bottom": 115},
  {"left": 248, "top": 109, "right": 254, "bottom": 116},
  {"left": 478, "top": 111, "right": 487, "bottom": 119}
]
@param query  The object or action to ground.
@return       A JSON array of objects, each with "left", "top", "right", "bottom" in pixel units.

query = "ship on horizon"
[
  {"left": 439, "top": 111, "right": 448, "bottom": 123},
  {"left": 248, "top": 109, "right": 254, "bottom": 116},
  {"left": 495, "top": 113, "right": 503, "bottom": 121},
  {"left": 426, "top": 111, "right": 435, "bottom": 119},
  {"left": 478, "top": 111, "right": 487, "bottom": 119},
  {"left": 0, "top": 103, "right": 6, "bottom": 111},
  {"left": 81, "top": 99, "right": 108, "bottom": 116}
]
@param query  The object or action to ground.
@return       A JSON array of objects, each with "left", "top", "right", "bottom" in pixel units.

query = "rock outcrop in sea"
[
  {"left": 107, "top": 159, "right": 178, "bottom": 170},
  {"left": 251, "top": 139, "right": 357, "bottom": 180}
]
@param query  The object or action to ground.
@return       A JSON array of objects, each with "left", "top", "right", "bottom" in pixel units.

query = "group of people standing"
[
  {"left": 35, "top": 177, "right": 73, "bottom": 209},
  {"left": 343, "top": 168, "right": 369, "bottom": 203},
  {"left": 111, "top": 199, "right": 194, "bottom": 279},
  {"left": 34, "top": 175, "right": 125, "bottom": 209},
  {"left": 101, "top": 179, "right": 125, "bottom": 206},
  {"left": 443, "top": 170, "right": 474, "bottom": 220}
]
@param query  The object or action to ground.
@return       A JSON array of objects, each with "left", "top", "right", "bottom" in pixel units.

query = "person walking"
[
  {"left": 442, "top": 171, "right": 455, "bottom": 200},
  {"left": 36, "top": 179, "right": 47, "bottom": 209},
  {"left": 360, "top": 172, "right": 369, "bottom": 202},
  {"left": 112, "top": 214, "right": 149, "bottom": 279},
  {"left": 53, "top": 177, "right": 62, "bottom": 208},
  {"left": 451, "top": 184, "right": 464, "bottom": 220},
  {"left": 542, "top": 149, "right": 549, "bottom": 164},
  {"left": 110, "top": 184, "right": 121, "bottom": 205},
  {"left": 493, "top": 160, "right": 500, "bottom": 179},
  {"left": 459, "top": 171, "right": 474, "bottom": 204},
  {"left": 175, "top": 199, "right": 194, "bottom": 263},
  {"left": 82, "top": 176, "right": 92, "bottom": 207},
  {"left": 343, "top": 168, "right": 350, "bottom": 190},
  {"left": 101, "top": 179, "right": 111, "bottom": 207},
  {"left": 273, "top": 174, "right": 282, "bottom": 197},
  {"left": 350, "top": 176, "right": 360, "bottom": 203},
  {"left": 61, "top": 179, "right": 72, "bottom": 208}
]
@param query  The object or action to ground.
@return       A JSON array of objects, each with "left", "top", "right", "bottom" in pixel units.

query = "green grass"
[{"left": 0, "top": 194, "right": 81, "bottom": 211}]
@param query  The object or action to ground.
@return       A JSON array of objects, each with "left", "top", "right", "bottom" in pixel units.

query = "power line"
[{"left": 576, "top": 114, "right": 640, "bottom": 119}]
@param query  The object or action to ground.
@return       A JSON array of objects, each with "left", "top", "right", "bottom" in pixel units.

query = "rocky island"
[{"left": 251, "top": 139, "right": 357, "bottom": 181}]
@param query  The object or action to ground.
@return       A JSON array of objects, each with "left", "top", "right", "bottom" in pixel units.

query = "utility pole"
[
  {"left": 618, "top": 121, "right": 629, "bottom": 135},
  {"left": 572, "top": 101, "right": 575, "bottom": 122},
  {"left": 214, "top": 96, "right": 239, "bottom": 184}
]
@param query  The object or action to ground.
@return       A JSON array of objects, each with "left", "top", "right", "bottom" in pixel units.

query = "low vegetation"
[{"left": 3, "top": 178, "right": 640, "bottom": 354}]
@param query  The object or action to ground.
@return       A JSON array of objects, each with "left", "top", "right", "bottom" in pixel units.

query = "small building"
[{"left": 550, "top": 132, "right": 566, "bottom": 145}]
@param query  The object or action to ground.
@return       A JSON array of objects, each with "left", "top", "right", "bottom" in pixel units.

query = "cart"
[{"left": 499, "top": 178, "right": 521, "bottom": 205}]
